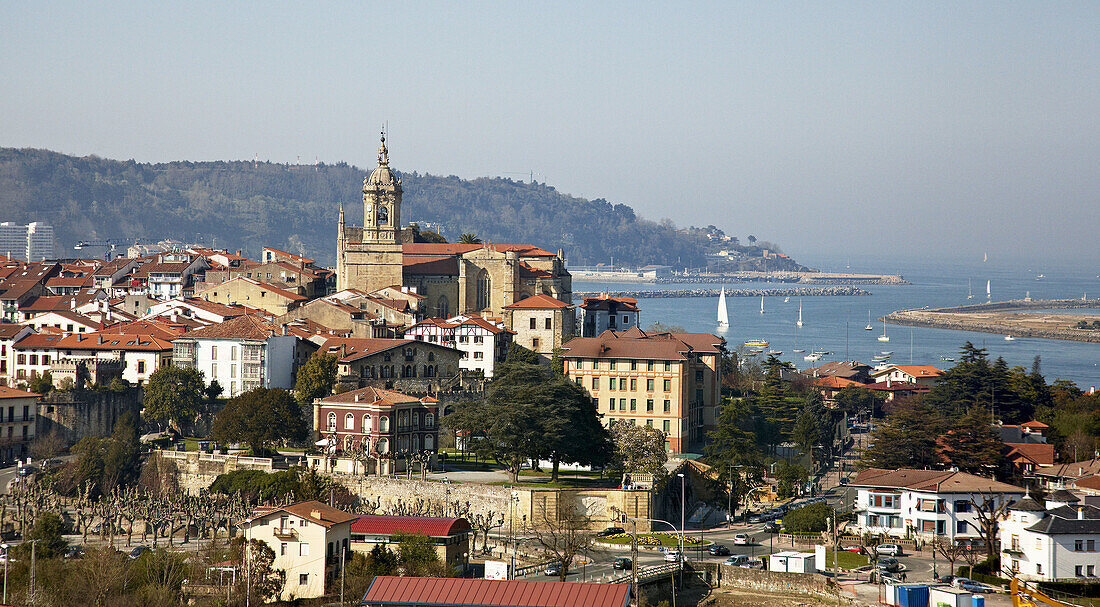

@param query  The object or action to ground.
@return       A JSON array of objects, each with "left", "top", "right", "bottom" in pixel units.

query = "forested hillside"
[{"left": 0, "top": 147, "right": 798, "bottom": 269}]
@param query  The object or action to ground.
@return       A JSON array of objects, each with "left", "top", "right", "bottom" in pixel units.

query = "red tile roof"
[
  {"left": 563, "top": 328, "right": 723, "bottom": 361},
  {"left": 351, "top": 515, "right": 470, "bottom": 537},
  {"left": 248, "top": 500, "right": 357, "bottom": 529},
  {"left": 1073, "top": 475, "right": 1100, "bottom": 492},
  {"left": 1004, "top": 442, "right": 1055, "bottom": 466},
  {"left": 180, "top": 314, "right": 281, "bottom": 340},
  {"left": 320, "top": 386, "right": 437, "bottom": 406},
  {"left": 851, "top": 468, "right": 1025, "bottom": 493},
  {"left": 0, "top": 386, "right": 41, "bottom": 399},
  {"left": 402, "top": 243, "right": 557, "bottom": 257},
  {"left": 812, "top": 376, "right": 866, "bottom": 389},
  {"left": 362, "top": 577, "right": 631, "bottom": 607},
  {"left": 871, "top": 365, "right": 943, "bottom": 378},
  {"left": 504, "top": 294, "right": 572, "bottom": 309},
  {"left": 402, "top": 256, "right": 459, "bottom": 276},
  {"left": 1021, "top": 421, "right": 1050, "bottom": 429}
]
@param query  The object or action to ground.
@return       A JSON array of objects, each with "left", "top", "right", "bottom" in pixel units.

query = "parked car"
[
  {"left": 64, "top": 546, "right": 85, "bottom": 560},
  {"left": 544, "top": 562, "right": 562, "bottom": 576},
  {"left": 875, "top": 557, "right": 900, "bottom": 573},
  {"left": 613, "top": 557, "right": 632, "bottom": 570},
  {"left": 842, "top": 545, "right": 864, "bottom": 554},
  {"left": 664, "top": 550, "right": 683, "bottom": 563},
  {"left": 748, "top": 514, "right": 764, "bottom": 524},
  {"left": 935, "top": 574, "right": 957, "bottom": 585},
  {"left": 17, "top": 465, "right": 38, "bottom": 477},
  {"left": 739, "top": 558, "right": 764, "bottom": 569},
  {"left": 597, "top": 526, "right": 626, "bottom": 537},
  {"left": 723, "top": 555, "right": 749, "bottom": 567},
  {"left": 732, "top": 533, "right": 751, "bottom": 546},
  {"left": 762, "top": 522, "right": 780, "bottom": 533},
  {"left": 128, "top": 546, "right": 151, "bottom": 560},
  {"left": 875, "top": 543, "right": 903, "bottom": 556},
  {"left": 708, "top": 544, "right": 730, "bottom": 556},
  {"left": 951, "top": 578, "right": 978, "bottom": 590},
  {"left": 957, "top": 580, "right": 991, "bottom": 593}
]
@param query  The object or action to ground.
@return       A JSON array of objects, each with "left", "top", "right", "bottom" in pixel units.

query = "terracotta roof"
[
  {"left": 402, "top": 243, "right": 557, "bottom": 257},
  {"left": 21, "top": 309, "right": 102, "bottom": 329},
  {"left": 12, "top": 333, "right": 66, "bottom": 349},
  {"left": 812, "top": 376, "right": 866, "bottom": 389},
  {"left": 851, "top": 468, "right": 1025, "bottom": 494},
  {"left": 563, "top": 329, "right": 723, "bottom": 361},
  {"left": 805, "top": 360, "right": 872, "bottom": 378},
  {"left": 579, "top": 295, "right": 640, "bottom": 312},
  {"left": 457, "top": 316, "right": 508, "bottom": 334},
  {"left": 362, "top": 577, "right": 631, "bottom": 607},
  {"left": 402, "top": 256, "right": 459, "bottom": 276},
  {"left": 518, "top": 261, "right": 553, "bottom": 279},
  {"left": 180, "top": 315, "right": 281, "bottom": 340},
  {"left": 51, "top": 332, "right": 174, "bottom": 352},
  {"left": 135, "top": 261, "right": 194, "bottom": 276},
  {"left": 250, "top": 500, "right": 357, "bottom": 529},
  {"left": 1073, "top": 475, "right": 1100, "bottom": 492},
  {"left": 0, "top": 386, "right": 41, "bottom": 399},
  {"left": 320, "top": 337, "right": 450, "bottom": 362},
  {"left": 1033, "top": 459, "right": 1100, "bottom": 480},
  {"left": 1004, "top": 442, "right": 1055, "bottom": 466},
  {"left": 871, "top": 365, "right": 943, "bottom": 378},
  {"left": 1021, "top": 421, "right": 1050, "bottom": 429},
  {"left": 351, "top": 515, "right": 470, "bottom": 537},
  {"left": 195, "top": 277, "right": 307, "bottom": 301},
  {"left": 0, "top": 325, "right": 30, "bottom": 339},
  {"left": 100, "top": 320, "right": 184, "bottom": 339},
  {"left": 319, "top": 386, "right": 437, "bottom": 406},
  {"left": 19, "top": 296, "right": 70, "bottom": 312},
  {"left": 504, "top": 294, "right": 572, "bottom": 310}
]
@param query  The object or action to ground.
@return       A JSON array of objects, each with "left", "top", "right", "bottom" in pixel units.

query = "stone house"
[{"left": 503, "top": 294, "right": 575, "bottom": 362}]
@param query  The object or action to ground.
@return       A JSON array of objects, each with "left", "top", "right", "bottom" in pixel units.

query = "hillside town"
[{"left": 0, "top": 138, "right": 1094, "bottom": 607}]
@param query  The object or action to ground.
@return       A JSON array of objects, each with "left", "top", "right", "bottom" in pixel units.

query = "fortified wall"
[
  {"left": 38, "top": 387, "right": 142, "bottom": 445},
  {"left": 155, "top": 450, "right": 275, "bottom": 494}
]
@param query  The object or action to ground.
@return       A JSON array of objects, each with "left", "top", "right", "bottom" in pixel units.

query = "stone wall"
[
  {"left": 155, "top": 450, "right": 274, "bottom": 494},
  {"left": 37, "top": 387, "right": 142, "bottom": 446},
  {"left": 712, "top": 563, "right": 835, "bottom": 599}
]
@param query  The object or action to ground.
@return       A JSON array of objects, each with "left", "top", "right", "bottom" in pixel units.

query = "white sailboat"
[
  {"left": 717, "top": 287, "right": 730, "bottom": 328},
  {"left": 865, "top": 310, "right": 873, "bottom": 331},
  {"left": 877, "top": 319, "right": 890, "bottom": 342},
  {"left": 986, "top": 280, "right": 991, "bottom": 302},
  {"left": 796, "top": 299, "right": 803, "bottom": 328},
  {"left": 760, "top": 295, "right": 764, "bottom": 314},
  {"left": 967, "top": 278, "right": 974, "bottom": 300},
  {"left": 983, "top": 252, "right": 988, "bottom": 263}
]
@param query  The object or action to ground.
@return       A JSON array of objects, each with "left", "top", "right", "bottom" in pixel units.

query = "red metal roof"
[
  {"left": 362, "top": 577, "right": 630, "bottom": 607},
  {"left": 351, "top": 515, "right": 470, "bottom": 537}
]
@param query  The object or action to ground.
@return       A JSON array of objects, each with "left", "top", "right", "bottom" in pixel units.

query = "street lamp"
[{"left": 677, "top": 473, "right": 685, "bottom": 586}]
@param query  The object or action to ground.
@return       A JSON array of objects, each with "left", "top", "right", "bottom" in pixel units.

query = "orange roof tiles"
[
  {"left": 851, "top": 468, "right": 1025, "bottom": 494},
  {"left": 0, "top": 386, "right": 42, "bottom": 399},
  {"left": 363, "top": 577, "right": 631, "bottom": 607},
  {"left": 504, "top": 294, "right": 572, "bottom": 309},
  {"left": 563, "top": 328, "right": 723, "bottom": 361},
  {"left": 180, "top": 314, "right": 281, "bottom": 340}
]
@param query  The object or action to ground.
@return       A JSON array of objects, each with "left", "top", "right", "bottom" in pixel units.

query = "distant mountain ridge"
[{"left": 0, "top": 147, "right": 809, "bottom": 270}]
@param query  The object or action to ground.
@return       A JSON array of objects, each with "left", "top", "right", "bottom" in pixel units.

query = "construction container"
[
  {"left": 897, "top": 584, "right": 929, "bottom": 607},
  {"left": 971, "top": 595, "right": 984, "bottom": 607},
  {"left": 929, "top": 586, "right": 971, "bottom": 607}
]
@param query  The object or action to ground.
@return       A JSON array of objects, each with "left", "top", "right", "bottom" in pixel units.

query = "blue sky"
[{"left": 2, "top": 2, "right": 1098, "bottom": 265}]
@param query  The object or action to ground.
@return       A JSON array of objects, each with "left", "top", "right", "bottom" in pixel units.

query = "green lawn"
[
  {"left": 488, "top": 477, "right": 609, "bottom": 489},
  {"left": 810, "top": 549, "right": 869, "bottom": 570},
  {"left": 599, "top": 533, "right": 707, "bottom": 548}
]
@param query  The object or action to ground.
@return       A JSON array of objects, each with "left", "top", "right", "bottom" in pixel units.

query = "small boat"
[
  {"left": 1036, "top": 274, "right": 1045, "bottom": 280},
  {"left": 1004, "top": 335, "right": 1016, "bottom": 341},
  {"left": 784, "top": 296, "right": 790, "bottom": 303},
  {"left": 796, "top": 299, "right": 803, "bottom": 328},
  {"left": 940, "top": 356, "right": 955, "bottom": 362},
  {"left": 986, "top": 279, "right": 991, "bottom": 301},
  {"left": 768, "top": 350, "right": 783, "bottom": 356},
  {"left": 744, "top": 339, "right": 770, "bottom": 348},
  {"left": 749, "top": 349, "right": 764, "bottom": 354},
  {"left": 760, "top": 295, "right": 765, "bottom": 315},
  {"left": 793, "top": 349, "right": 806, "bottom": 353},
  {"left": 872, "top": 356, "right": 890, "bottom": 362},
  {"left": 865, "top": 310, "right": 873, "bottom": 331},
  {"left": 804, "top": 353, "right": 823, "bottom": 362},
  {"left": 880, "top": 351, "right": 893, "bottom": 355},
  {"left": 878, "top": 319, "right": 890, "bottom": 342},
  {"left": 717, "top": 287, "right": 730, "bottom": 328},
  {"left": 983, "top": 251, "right": 988, "bottom": 263}
]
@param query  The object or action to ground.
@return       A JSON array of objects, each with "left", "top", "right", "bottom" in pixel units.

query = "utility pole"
[
  {"left": 29, "top": 540, "right": 36, "bottom": 607},
  {"left": 340, "top": 546, "right": 346, "bottom": 607}
]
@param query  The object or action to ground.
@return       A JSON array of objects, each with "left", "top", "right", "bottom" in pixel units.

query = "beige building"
[
  {"left": 193, "top": 276, "right": 307, "bottom": 316},
  {"left": 561, "top": 327, "right": 726, "bottom": 453},
  {"left": 242, "top": 500, "right": 357, "bottom": 601},
  {"left": 335, "top": 135, "right": 572, "bottom": 321},
  {"left": 502, "top": 294, "right": 575, "bottom": 361},
  {"left": 0, "top": 386, "right": 38, "bottom": 464}
]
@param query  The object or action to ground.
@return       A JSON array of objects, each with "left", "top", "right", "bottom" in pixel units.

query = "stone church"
[{"left": 336, "top": 135, "right": 572, "bottom": 319}]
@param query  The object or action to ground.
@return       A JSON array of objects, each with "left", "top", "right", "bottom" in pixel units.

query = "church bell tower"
[{"left": 336, "top": 131, "right": 405, "bottom": 292}]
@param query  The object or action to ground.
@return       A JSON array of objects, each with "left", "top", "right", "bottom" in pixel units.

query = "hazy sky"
[{"left": 3, "top": 2, "right": 1098, "bottom": 265}]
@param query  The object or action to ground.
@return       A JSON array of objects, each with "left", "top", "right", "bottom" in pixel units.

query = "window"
[
  {"left": 629, "top": 399, "right": 636, "bottom": 411},
  {"left": 1012, "top": 559, "right": 1020, "bottom": 573},
  {"left": 230, "top": 364, "right": 236, "bottom": 378},
  {"left": 529, "top": 318, "right": 537, "bottom": 330},
  {"left": 619, "top": 378, "right": 627, "bottom": 390},
  {"left": 1076, "top": 540, "right": 1085, "bottom": 552},
  {"left": 363, "top": 414, "right": 371, "bottom": 431},
  {"left": 1011, "top": 535, "right": 1021, "bottom": 551},
  {"left": 647, "top": 399, "right": 654, "bottom": 412},
  {"left": 609, "top": 398, "right": 615, "bottom": 411},
  {"left": 1089, "top": 565, "right": 1096, "bottom": 577},
  {"left": 647, "top": 379, "right": 654, "bottom": 391},
  {"left": 1089, "top": 540, "right": 1096, "bottom": 551},
  {"left": 956, "top": 521, "right": 967, "bottom": 533},
  {"left": 919, "top": 499, "right": 938, "bottom": 512},
  {"left": 646, "top": 419, "right": 653, "bottom": 427},
  {"left": 544, "top": 317, "right": 552, "bottom": 330},
  {"left": 663, "top": 420, "right": 670, "bottom": 433},
  {"left": 137, "top": 360, "right": 146, "bottom": 374},
  {"left": 231, "top": 346, "right": 237, "bottom": 360},
  {"left": 663, "top": 379, "right": 671, "bottom": 392},
  {"left": 663, "top": 400, "right": 671, "bottom": 413},
  {"left": 299, "top": 573, "right": 309, "bottom": 585},
  {"left": 531, "top": 338, "right": 540, "bottom": 350},
  {"left": 1076, "top": 565, "right": 1084, "bottom": 577},
  {"left": 29, "top": 355, "right": 36, "bottom": 365},
  {"left": 327, "top": 413, "right": 336, "bottom": 432},
  {"left": 473, "top": 336, "right": 483, "bottom": 343},
  {"left": 377, "top": 438, "right": 388, "bottom": 453},
  {"left": 664, "top": 362, "right": 671, "bottom": 371},
  {"left": 473, "top": 352, "right": 484, "bottom": 360},
  {"left": 281, "top": 543, "right": 288, "bottom": 556},
  {"left": 591, "top": 377, "right": 599, "bottom": 390},
  {"left": 458, "top": 335, "right": 468, "bottom": 343},
  {"left": 345, "top": 413, "right": 354, "bottom": 429},
  {"left": 1036, "top": 563, "right": 1042, "bottom": 575},
  {"left": 954, "top": 500, "right": 971, "bottom": 513},
  {"left": 619, "top": 399, "right": 627, "bottom": 410},
  {"left": 426, "top": 414, "right": 434, "bottom": 428},
  {"left": 211, "top": 346, "right": 217, "bottom": 358},
  {"left": 695, "top": 370, "right": 704, "bottom": 382},
  {"left": 379, "top": 416, "right": 389, "bottom": 432},
  {"left": 630, "top": 378, "right": 636, "bottom": 390},
  {"left": 630, "top": 360, "right": 637, "bottom": 371},
  {"left": 609, "top": 360, "right": 617, "bottom": 370},
  {"left": 16, "top": 354, "right": 24, "bottom": 365},
  {"left": 608, "top": 378, "right": 616, "bottom": 391},
  {"left": 647, "top": 360, "right": 654, "bottom": 371},
  {"left": 211, "top": 363, "right": 217, "bottom": 378}
]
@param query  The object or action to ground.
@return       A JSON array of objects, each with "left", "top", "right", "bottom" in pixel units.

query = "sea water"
[{"left": 575, "top": 257, "right": 1100, "bottom": 388}]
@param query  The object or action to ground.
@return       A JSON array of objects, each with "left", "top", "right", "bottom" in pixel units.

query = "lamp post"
[
  {"left": 628, "top": 517, "right": 680, "bottom": 607},
  {"left": 677, "top": 473, "right": 685, "bottom": 587}
]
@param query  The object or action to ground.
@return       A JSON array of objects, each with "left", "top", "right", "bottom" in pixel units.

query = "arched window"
[
  {"left": 362, "top": 437, "right": 371, "bottom": 452},
  {"left": 379, "top": 415, "right": 389, "bottom": 432},
  {"left": 412, "top": 435, "right": 420, "bottom": 451},
  {"left": 476, "top": 270, "right": 491, "bottom": 311},
  {"left": 344, "top": 436, "right": 354, "bottom": 451},
  {"left": 363, "top": 414, "right": 372, "bottom": 432},
  {"left": 425, "top": 413, "right": 435, "bottom": 428},
  {"left": 377, "top": 438, "right": 388, "bottom": 453},
  {"left": 436, "top": 295, "right": 449, "bottom": 318},
  {"left": 399, "top": 436, "right": 410, "bottom": 452},
  {"left": 428, "top": 351, "right": 435, "bottom": 362},
  {"left": 344, "top": 413, "right": 354, "bottom": 430},
  {"left": 424, "top": 435, "right": 434, "bottom": 450},
  {"left": 327, "top": 413, "right": 336, "bottom": 432}
]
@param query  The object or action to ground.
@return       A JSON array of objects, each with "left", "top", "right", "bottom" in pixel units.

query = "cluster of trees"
[
  {"left": 446, "top": 347, "right": 612, "bottom": 482},
  {"left": 0, "top": 147, "right": 802, "bottom": 269},
  {"left": 342, "top": 533, "right": 453, "bottom": 599},
  {"left": 209, "top": 467, "right": 353, "bottom": 506},
  {"left": 54, "top": 411, "right": 142, "bottom": 497}
]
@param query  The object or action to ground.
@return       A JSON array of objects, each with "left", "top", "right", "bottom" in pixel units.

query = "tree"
[
  {"left": 458, "top": 233, "right": 482, "bottom": 244},
  {"left": 294, "top": 352, "right": 338, "bottom": 406},
  {"left": 747, "top": 235, "right": 757, "bottom": 245},
  {"left": 343, "top": 546, "right": 399, "bottom": 599},
  {"left": 782, "top": 502, "right": 833, "bottom": 533},
  {"left": 29, "top": 370, "right": 53, "bottom": 394},
  {"left": 102, "top": 409, "right": 142, "bottom": 490},
  {"left": 211, "top": 388, "right": 308, "bottom": 456},
  {"left": 504, "top": 344, "right": 540, "bottom": 365},
  {"left": 24, "top": 511, "right": 68, "bottom": 558},
  {"left": 859, "top": 400, "right": 944, "bottom": 469},
  {"left": 143, "top": 366, "right": 205, "bottom": 432},
  {"left": 536, "top": 376, "right": 613, "bottom": 481},
  {"left": 532, "top": 503, "right": 595, "bottom": 581},
  {"left": 393, "top": 532, "right": 451, "bottom": 577},
  {"left": 968, "top": 491, "right": 1014, "bottom": 557},
  {"left": 941, "top": 409, "right": 1004, "bottom": 473},
  {"left": 609, "top": 420, "right": 669, "bottom": 480},
  {"left": 29, "top": 430, "right": 65, "bottom": 462},
  {"left": 230, "top": 537, "right": 284, "bottom": 603},
  {"left": 204, "top": 379, "right": 223, "bottom": 403},
  {"left": 706, "top": 397, "right": 763, "bottom": 514},
  {"left": 775, "top": 461, "right": 808, "bottom": 498}
]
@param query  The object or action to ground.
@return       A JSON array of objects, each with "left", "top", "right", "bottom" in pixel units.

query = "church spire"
[
  {"left": 377, "top": 128, "right": 389, "bottom": 166},
  {"left": 338, "top": 201, "right": 345, "bottom": 226}
]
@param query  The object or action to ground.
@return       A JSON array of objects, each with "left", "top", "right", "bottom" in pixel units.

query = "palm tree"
[{"left": 459, "top": 233, "right": 482, "bottom": 244}]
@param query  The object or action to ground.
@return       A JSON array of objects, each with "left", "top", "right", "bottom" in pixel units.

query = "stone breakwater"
[
  {"left": 886, "top": 299, "right": 1100, "bottom": 343},
  {"left": 574, "top": 286, "right": 871, "bottom": 299},
  {"left": 650, "top": 272, "right": 909, "bottom": 286}
]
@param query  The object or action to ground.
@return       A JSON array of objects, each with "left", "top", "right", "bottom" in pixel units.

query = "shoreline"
[
  {"left": 574, "top": 286, "right": 872, "bottom": 299},
  {"left": 885, "top": 299, "right": 1100, "bottom": 343},
  {"left": 571, "top": 271, "right": 909, "bottom": 286}
]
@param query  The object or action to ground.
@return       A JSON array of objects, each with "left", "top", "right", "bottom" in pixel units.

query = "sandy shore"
[{"left": 886, "top": 299, "right": 1100, "bottom": 343}]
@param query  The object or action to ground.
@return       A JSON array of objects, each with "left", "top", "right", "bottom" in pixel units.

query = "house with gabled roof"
[
  {"left": 503, "top": 294, "right": 575, "bottom": 361},
  {"left": 577, "top": 294, "right": 640, "bottom": 337},
  {"left": 193, "top": 276, "right": 307, "bottom": 316},
  {"left": 869, "top": 364, "right": 944, "bottom": 388},
  {"left": 319, "top": 336, "right": 462, "bottom": 392},
  {"left": 349, "top": 515, "right": 472, "bottom": 567},
  {"left": 242, "top": 500, "right": 357, "bottom": 601},
  {"left": 404, "top": 314, "right": 513, "bottom": 377},
  {"left": 1000, "top": 491, "right": 1100, "bottom": 581}
]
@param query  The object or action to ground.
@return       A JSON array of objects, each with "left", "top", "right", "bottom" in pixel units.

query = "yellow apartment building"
[{"left": 561, "top": 327, "right": 725, "bottom": 453}]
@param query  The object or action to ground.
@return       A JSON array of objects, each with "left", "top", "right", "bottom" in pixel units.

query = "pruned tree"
[
  {"left": 969, "top": 491, "right": 1014, "bottom": 557},
  {"left": 934, "top": 540, "right": 971, "bottom": 577},
  {"left": 532, "top": 502, "right": 596, "bottom": 581}
]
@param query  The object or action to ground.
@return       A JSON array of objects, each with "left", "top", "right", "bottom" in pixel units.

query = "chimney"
[
  {"left": 354, "top": 393, "right": 360, "bottom": 402},
  {"left": 310, "top": 509, "right": 322, "bottom": 520},
  {"left": 1079, "top": 508, "right": 1086, "bottom": 520}
]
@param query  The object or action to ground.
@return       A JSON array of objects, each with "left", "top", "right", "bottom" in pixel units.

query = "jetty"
[
  {"left": 885, "top": 298, "right": 1100, "bottom": 343},
  {"left": 573, "top": 286, "right": 871, "bottom": 300}
]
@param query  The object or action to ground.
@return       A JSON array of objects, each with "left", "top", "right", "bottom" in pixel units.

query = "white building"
[
  {"left": 404, "top": 315, "right": 512, "bottom": 377},
  {"left": 868, "top": 365, "right": 943, "bottom": 388},
  {"left": 241, "top": 500, "right": 356, "bottom": 601},
  {"left": 850, "top": 468, "right": 1025, "bottom": 542},
  {"left": 171, "top": 315, "right": 307, "bottom": 397},
  {"left": 132, "top": 253, "right": 209, "bottom": 299},
  {"left": 1000, "top": 490, "right": 1100, "bottom": 582},
  {"left": 0, "top": 222, "right": 55, "bottom": 262},
  {"left": 576, "top": 294, "right": 641, "bottom": 338}
]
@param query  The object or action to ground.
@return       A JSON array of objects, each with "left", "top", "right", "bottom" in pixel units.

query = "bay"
[{"left": 575, "top": 257, "right": 1100, "bottom": 388}]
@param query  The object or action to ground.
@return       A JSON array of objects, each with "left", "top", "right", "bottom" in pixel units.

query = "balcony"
[{"left": 273, "top": 528, "right": 297, "bottom": 540}]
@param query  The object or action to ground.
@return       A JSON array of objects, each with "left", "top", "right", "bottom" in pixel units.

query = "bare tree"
[
  {"left": 968, "top": 491, "right": 1012, "bottom": 558},
  {"left": 29, "top": 430, "right": 66, "bottom": 462},
  {"left": 531, "top": 502, "right": 596, "bottom": 581},
  {"left": 934, "top": 540, "right": 972, "bottom": 577}
]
